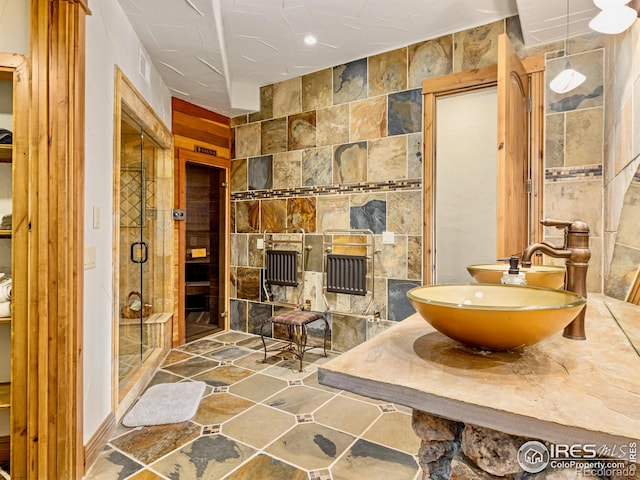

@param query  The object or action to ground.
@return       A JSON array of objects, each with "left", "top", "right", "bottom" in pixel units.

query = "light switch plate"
[
  {"left": 257, "top": 238, "right": 264, "bottom": 250},
  {"left": 382, "top": 231, "right": 395, "bottom": 244}
]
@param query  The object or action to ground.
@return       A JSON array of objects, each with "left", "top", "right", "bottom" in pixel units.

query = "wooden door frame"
[
  {"left": 628, "top": 269, "right": 640, "bottom": 305},
  {"left": 28, "top": 1, "right": 89, "bottom": 477},
  {"left": 176, "top": 148, "right": 231, "bottom": 345},
  {"left": 421, "top": 51, "right": 545, "bottom": 285}
]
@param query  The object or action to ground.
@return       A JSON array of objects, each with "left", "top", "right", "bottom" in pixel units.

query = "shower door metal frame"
[{"left": 119, "top": 131, "right": 152, "bottom": 366}]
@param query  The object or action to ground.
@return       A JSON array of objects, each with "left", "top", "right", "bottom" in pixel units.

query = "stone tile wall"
[{"left": 229, "top": 16, "right": 618, "bottom": 351}]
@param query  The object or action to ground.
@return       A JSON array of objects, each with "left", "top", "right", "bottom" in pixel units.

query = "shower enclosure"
[
  {"left": 116, "top": 118, "right": 173, "bottom": 400},
  {"left": 113, "top": 68, "right": 174, "bottom": 416}
]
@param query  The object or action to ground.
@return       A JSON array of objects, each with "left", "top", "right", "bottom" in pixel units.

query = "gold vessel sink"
[
  {"left": 407, "top": 284, "right": 586, "bottom": 351},
  {"left": 467, "top": 264, "right": 566, "bottom": 289}
]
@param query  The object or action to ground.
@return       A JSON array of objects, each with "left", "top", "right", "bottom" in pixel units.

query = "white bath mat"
[{"left": 122, "top": 381, "right": 206, "bottom": 427}]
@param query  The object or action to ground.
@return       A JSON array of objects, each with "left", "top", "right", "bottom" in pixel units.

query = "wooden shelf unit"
[
  {"left": 0, "top": 383, "right": 9, "bottom": 409},
  {"left": 0, "top": 145, "right": 11, "bottom": 163},
  {"left": 1, "top": 52, "right": 27, "bottom": 471},
  {"left": 0, "top": 66, "right": 11, "bottom": 467}
]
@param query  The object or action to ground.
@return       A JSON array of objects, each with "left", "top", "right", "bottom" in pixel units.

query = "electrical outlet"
[
  {"left": 93, "top": 207, "right": 100, "bottom": 229},
  {"left": 84, "top": 245, "right": 96, "bottom": 269},
  {"left": 382, "top": 231, "right": 395, "bottom": 245},
  {"left": 257, "top": 239, "right": 264, "bottom": 250}
]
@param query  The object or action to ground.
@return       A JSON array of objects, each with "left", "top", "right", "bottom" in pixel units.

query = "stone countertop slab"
[{"left": 318, "top": 294, "right": 640, "bottom": 447}]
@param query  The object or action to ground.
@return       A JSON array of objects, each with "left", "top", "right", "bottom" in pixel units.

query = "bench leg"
[
  {"left": 260, "top": 319, "right": 270, "bottom": 363},
  {"left": 288, "top": 324, "right": 308, "bottom": 372},
  {"left": 321, "top": 317, "right": 330, "bottom": 357}
]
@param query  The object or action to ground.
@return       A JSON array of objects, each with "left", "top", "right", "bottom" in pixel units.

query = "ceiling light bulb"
[
  {"left": 593, "top": 0, "right": 630, "bottom": 9},
  {"left": 304, "top": 35, "right": 317, "bottom": 46},
  {"left": 589, "top": 5, "right": 637, "bottom": 33},
  {"left": 549, "top": 66, "right": 586, "bottom": 94}
]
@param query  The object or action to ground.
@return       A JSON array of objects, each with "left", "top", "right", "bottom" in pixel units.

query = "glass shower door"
[{"left": 119, "top": 114, "right": 154, "bottom": 384}]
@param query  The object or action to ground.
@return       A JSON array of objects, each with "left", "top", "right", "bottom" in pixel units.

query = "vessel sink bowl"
[
  {"left": 407, "top": 284, "right": 586, "bottom": 351},
  {"left": 467, "top": 264, "right": 565, "bottom": 289}
]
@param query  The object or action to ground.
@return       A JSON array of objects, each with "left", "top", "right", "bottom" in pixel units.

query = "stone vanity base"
[{"left": 411, "top": 410, "right": 639, "bottom": 480}]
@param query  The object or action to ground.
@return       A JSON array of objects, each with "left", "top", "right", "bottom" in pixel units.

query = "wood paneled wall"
[
  {"left": 172, "top": 97, "right": 231, "bottom": 160},
  {"left": 27, "top": 0, "right": 88, "bottom": 478}
]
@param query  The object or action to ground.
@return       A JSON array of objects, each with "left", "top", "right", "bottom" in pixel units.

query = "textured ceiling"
[{"left": 117, "top": 0, "right": 601, "bottom": 118}]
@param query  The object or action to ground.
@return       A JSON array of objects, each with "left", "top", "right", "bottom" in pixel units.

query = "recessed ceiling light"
[{"left": 304, "top": 35, "right": 317, "bottom": 46}]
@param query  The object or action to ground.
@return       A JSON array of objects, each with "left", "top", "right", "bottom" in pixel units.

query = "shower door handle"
[{"left": 130, "top": 241, "right": 149, "bottom": 264}]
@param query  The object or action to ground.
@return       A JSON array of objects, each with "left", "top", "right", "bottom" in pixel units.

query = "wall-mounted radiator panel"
[
  {"left": 265, "top": 250, "right": 299, "bottom": 286},
  {"left": 326, "top": 254, "right": 367, "bottom": 296}
]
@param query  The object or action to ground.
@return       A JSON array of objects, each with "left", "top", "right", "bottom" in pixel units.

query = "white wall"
[
  {"left": 84, "top": 0, "right": 171, "bottom": 443},
  {"left": 0, "top": 0, "right": 28, "bottom": 54}
]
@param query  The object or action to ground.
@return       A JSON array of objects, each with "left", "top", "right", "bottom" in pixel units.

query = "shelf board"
[
  {"left": 0, "top": 230, "right": 11, "bottom": 238},
  {"left": 0, "top": 145, "right": 11, "bottom": 162},
  {"left": 0, "top": 383, "right": 9, "bottom": 409},
  {"left": 185, "top": 281, "right": 211, "bottom": 287},
  {"left": 0, "top": 317, "right": 9, "bottom": 324}
]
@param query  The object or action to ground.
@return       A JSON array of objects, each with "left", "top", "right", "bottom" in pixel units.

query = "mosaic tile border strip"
[
  {"left": 202, "top": 424, "right": 221, "bottom": 435},
  {"left": 378, "top": 403, "right": 397, "bottom": 413},
  {"left": 296, "top": 413, "right": 314, "bottom": 423},
  {"left": 231, "top": 178, "right": 422, "bottom": 201},
  {"left": 545, "top": 165, "right": 603, "bottom": 182},
  {"left": 309, "top": 469, "right": 332, "bottom": 480}
]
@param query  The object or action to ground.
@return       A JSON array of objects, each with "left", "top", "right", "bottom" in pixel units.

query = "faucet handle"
[{"left": 541, "top": 219, "right": 573, "bottom": 230}]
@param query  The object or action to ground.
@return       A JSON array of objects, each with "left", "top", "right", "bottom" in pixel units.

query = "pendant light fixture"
[
  {"left": 550, "top": 0, "right": 587, "bottom": 94},
  {"left": 593, "top": 0, "right": 630, "bottom": 7},
  {"left": 589, "top": 0, "right": 637, "bottom": 34},
  {"left": 549, "top": 63, "right": 587, "bottom": 94}
]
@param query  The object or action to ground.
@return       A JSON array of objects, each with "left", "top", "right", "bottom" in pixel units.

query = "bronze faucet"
[{"left": 521, "top": 219, "right": 590, "bottom": 340}]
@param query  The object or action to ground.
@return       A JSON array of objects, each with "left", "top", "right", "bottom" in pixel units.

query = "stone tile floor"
[{"left": 85, "top": 330, "right": 422, "bottom": 480}]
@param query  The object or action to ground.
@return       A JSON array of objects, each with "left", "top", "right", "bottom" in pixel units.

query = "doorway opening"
[
  {"left": 421, "top": 34, "right": 545, "bottom": 285},
  {"left": 434, "top": 87, "right": 498, "bottom": 283},
  {"left": 177, "top": 149, "right": 230, "bottom": 344}
]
